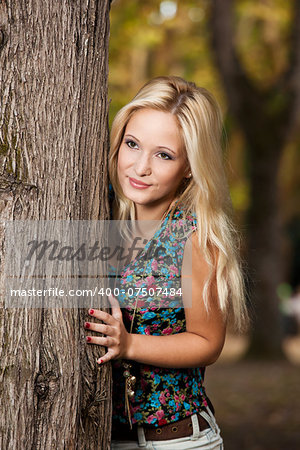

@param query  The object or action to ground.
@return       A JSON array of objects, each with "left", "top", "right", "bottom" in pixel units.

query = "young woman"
[{"left": 84, "top": 76, "right": 249, "bottom": 449}]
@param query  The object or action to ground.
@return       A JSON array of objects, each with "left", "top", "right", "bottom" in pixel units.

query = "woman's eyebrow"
[
  {"left": 124, "top": 134, "right": 176, "bottom": 155},
  {"left": 158, "top": 145, "right": 176, "bottom": 155},
  {"left": 125, "top": 133, "right": 140, "bottom": 142}
]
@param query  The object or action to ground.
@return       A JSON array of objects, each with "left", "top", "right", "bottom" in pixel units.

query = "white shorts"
[{"left": 111, "top": 406, "right": 224, "bottom": 450}]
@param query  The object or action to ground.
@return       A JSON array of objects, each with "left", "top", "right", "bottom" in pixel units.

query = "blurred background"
[{"left": 108, "top": 1, "right": 300, "bottom": 448}]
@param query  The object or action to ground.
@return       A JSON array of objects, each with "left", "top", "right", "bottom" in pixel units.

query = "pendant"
[{"left": 122, "top": 361, "right": 136, "bottom": 429}]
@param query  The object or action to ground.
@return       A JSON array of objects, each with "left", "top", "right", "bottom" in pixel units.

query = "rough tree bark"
[
  {"left": 0, "top": 1, "right": 112, "bottom": 448},
  {"left": 210, "top": 0, "right": 300, "bottom": 357}
]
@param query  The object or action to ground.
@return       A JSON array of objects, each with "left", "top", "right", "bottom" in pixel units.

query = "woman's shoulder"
[
  {"left": 161, "top": 203, "right": 197, "bottom": 243},
  {"left": 171, "top": 203, "right": 197, "bottom": 228}
]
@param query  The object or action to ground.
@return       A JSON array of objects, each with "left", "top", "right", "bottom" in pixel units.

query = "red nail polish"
[
  {"left": 85, "top": 322, "right": 90, "bottom": 328},
  {"left": 86, "top": 336, "right": 92, "bottom": 342},
  {"left": 98, "top": 359, "right": 103, "bottom": 364},
  {"left": 89, "top": 309, "right": 94, "bottom": 315}
]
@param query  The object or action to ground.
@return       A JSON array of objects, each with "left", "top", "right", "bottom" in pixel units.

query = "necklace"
[{"left": 112, "top": 199, "right": 179, "bottom": 429}]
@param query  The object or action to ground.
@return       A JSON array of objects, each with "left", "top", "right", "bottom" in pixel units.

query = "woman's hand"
[{"left": 85, "top": 294, "right": 131, "bottom": 364}]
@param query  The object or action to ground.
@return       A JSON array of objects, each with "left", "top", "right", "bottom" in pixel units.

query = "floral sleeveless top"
[{"left": 108, "top": 185, "right": 214, "bottom": 427}]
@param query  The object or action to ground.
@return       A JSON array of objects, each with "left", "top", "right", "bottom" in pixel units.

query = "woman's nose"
[{"left": 134, "top": 153, "right": 152, "bottom": 176}]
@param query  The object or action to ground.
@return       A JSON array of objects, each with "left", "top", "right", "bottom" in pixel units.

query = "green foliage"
[
  {"left": 108, "top": 0, "right": 300, "bottom": 223},
  {"left": 235, "top": 0, "right": 293, "bottom": 87},
  {"left": 109, "top": 0, "right": 222, "bottom": 123}
]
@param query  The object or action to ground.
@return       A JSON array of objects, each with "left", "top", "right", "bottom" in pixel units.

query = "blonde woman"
[{"left": 84, "top": 76, "right": 249, "bottom": 449}]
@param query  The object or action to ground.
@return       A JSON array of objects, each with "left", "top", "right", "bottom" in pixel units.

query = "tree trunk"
[
  {"left": 210, "top": 0, "right": 300, "bottom": 357},
  {"left": 0, "top": 1, "right": 112, "bottom": 449},
  {"left": 245, "top": 141, "right": 285, "bottom": 358}
]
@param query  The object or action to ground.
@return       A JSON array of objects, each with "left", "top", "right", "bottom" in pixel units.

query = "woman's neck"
[
  {"left": 134, "top": 199, "right": 177, "bottom": 221},
  {"left": 132, "top": 200, "right": 176, "bottom": 240}
]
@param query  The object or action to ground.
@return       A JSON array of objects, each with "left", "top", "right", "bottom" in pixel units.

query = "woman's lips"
[{"left": 129, "top": 177, "right": 151, "bottom": 189}]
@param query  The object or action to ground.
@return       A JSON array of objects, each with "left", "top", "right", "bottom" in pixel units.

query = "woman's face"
[{"left": 117, "top": 108, "right": 190, "bottom": 213}]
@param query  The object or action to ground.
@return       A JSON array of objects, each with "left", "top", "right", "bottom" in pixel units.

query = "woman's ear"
[{"left": 183, "top": 160, "right": 192, "bottom": 179}]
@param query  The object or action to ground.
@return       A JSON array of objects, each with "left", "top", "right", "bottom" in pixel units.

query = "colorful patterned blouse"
[{"left": 108, "top": 185, "right": 214, "bottom": 428}]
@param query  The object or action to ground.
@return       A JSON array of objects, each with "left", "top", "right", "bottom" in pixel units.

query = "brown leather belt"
[{"left": 111, "top": 413, "right": 211, "bottom": 441}]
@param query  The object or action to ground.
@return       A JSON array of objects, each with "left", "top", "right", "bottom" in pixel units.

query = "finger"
[
  {"left": 86, "top": 335, "right": 113, "bottom": 346},
  {"left": 85, "top": 322, "right": 115, "bottom": 336},
  {"left": 107, "top": 294, "right": 123, "bottom": 320},
  {"left": 96, "top": 351, "right": 114, "bottom": 365},
  {"left": 88, "top": 308, "right": 115, "bottom": 325}
]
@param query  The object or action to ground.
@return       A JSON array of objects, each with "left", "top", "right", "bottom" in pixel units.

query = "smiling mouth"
[{"left": 129, "top": 177, "right": 151, "bottom": 188}]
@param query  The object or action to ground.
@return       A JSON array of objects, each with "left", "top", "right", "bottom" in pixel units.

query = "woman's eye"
[
  {"left": 158, "top": 152, "right": 172, "bottom": 160},
  {"left": 125, "top": 140, "right": 138, "bottom": 149}
]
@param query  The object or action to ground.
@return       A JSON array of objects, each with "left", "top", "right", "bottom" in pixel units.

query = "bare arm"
[
  {"left": 85, "top": 232, "right": 227, "bottom": 368},
  {"left": 125, "top": 232, "right": 226, "bottom": 367}
]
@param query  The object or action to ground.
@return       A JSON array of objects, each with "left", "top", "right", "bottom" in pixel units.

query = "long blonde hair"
[{"left": 108, "top": 75, "right": 249, "bottom": 333}]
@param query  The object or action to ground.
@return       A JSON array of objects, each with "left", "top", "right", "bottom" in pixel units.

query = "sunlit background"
[{"left": 108, "top": 2, "right": 300, "bottom": 448}]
